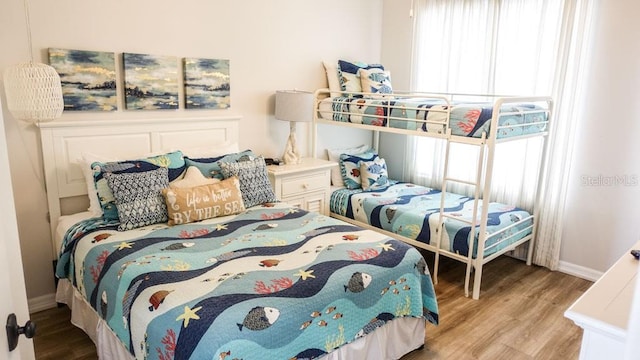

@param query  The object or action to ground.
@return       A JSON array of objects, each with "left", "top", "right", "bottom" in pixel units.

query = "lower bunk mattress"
[
  {"left": 330, "top": 183, "right": 533, "bottom": 258},
  {"left": 55, "top": 203, "right": 439, "bottom": 360}
]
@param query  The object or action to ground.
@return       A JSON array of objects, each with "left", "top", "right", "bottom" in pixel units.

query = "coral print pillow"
[
  {"left": 162, "top": 176, "right": 245, "bottom": 225},
  {"left": 339, "top": 150, "right": 378, "bottom": 190}
]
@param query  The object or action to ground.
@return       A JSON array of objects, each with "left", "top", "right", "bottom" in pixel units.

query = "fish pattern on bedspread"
[
  {"left": 56, "top": 204, "right": 438, "bottom": 360},
  {"left": 328, "top": 97, "right": 548, "bottom": 139},
  {"left": 330, "top": 183, "right": 533, "bottom": 258}
]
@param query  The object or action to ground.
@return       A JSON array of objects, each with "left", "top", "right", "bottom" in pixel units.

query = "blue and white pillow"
[
  {"left": 105, "top": 167, "right": 169, "bottom": 231},
  {"left": 219, "top": 156, "right": 278, "bottom": 208},
  {"left": 338, "top": 60, "right": 384, "bottom": 95},
  {"left": 360, "top": 157, "right": 390, "bottom": 190},
  {"left": 359, "top": 68, "right": 393, "bottom": 98},
  {"left": 185, "top": 149, "right": 256, "bottom": 179},
  {"left": 92, "top": 151, "right": 185, "bottom": 221},
  {"left": 339, "top": 150, "right": 378, "bottom": 189}
]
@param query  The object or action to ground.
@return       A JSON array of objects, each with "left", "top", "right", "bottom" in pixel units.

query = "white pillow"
[
  {"left": 323, "top": 61, "right": 342, "bottom": 98},
  {"left": 327, "top": 144, "right": 371, "bottom": 187},
  {"left": 170, "top": 166, "right": 220, "bottom": 188},
  {"left": 181, "top": 141, "right": 240, "bottom": 159},
  {"left": 80, "top": 153, "right": 116, "bottom": 217}
]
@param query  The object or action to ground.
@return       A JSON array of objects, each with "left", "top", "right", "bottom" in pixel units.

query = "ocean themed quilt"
[
  {"left": 56, "top": 204, "right": 438, "bottom": 360},
  {"left": 327, "top": 97, "right": 548, "bottom": 139},
  {"left": 330, "top": 183, "right": 533, "bottom": 258}
]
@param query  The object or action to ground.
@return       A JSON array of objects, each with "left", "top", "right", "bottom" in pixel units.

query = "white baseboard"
[
  {"left": 558, "top": 260, "right": 603, "bottom": 282},
  {"left": 28, "top": 293, "right": 58, "bottom": 314}
]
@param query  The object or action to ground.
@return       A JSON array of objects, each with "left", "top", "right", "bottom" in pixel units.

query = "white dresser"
[{"left": 565, "top": 241, "right": 640, "bottom": 359}]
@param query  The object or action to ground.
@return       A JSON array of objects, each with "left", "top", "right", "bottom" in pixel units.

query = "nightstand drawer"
[{"left": 281, "top": 173, "right": 327, "bottom": 197}]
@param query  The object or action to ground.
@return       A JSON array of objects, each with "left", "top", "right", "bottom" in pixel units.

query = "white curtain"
[{"left": 408, "top": 0, "right": 594, "bottom": 269}]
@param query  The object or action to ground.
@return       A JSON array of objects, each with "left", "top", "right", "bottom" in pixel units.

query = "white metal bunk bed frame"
[{"left": 312, "top": 89, "right": 553, "bottom": 299}]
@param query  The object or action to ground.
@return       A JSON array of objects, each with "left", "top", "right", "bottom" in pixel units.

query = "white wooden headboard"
[{"left": 38, "top": 116, "right": 240, "bottom": 258}]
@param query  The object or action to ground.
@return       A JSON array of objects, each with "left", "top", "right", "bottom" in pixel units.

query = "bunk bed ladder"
[{"left": 434, "top": 131, "right": 487, "bottom": 298}]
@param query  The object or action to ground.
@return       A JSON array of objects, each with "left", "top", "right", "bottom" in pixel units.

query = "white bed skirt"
[{"left": 56, "top": 279, "right": 426, "bottom": 359}]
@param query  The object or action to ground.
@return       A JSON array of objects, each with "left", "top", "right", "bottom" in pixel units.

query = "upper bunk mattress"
[
  {"left": 330, "top": 183, "right": 533, "bottom": 258},
  {"left": 318, "top": 96, "right": 548, "bottom": 139}
]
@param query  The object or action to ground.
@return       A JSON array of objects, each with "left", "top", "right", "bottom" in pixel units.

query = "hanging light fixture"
[{"left": 3, "top": 0, "right": 63, "bottom": 123}]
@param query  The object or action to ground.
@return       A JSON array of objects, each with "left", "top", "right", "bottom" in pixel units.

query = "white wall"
[
  {"left": 561, "top": 0, "right": 640, "bottom": 274},
  {"left": 380, "top": 0, "right": 640, "bottom": 278},
  {"left": 0, "top": 0, "right": 380, "bottom": 307}
]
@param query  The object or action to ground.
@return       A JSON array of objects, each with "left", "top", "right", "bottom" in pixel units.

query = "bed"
[
  {"left": 40, "top": 116, "right": 439, "bottom": 360},
  {"left": 313, "top": 61, "right": 552, "bottom": 299}
]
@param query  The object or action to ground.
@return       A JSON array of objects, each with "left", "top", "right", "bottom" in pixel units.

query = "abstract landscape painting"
[
  {"left": 123, "top": 53, "right": 179, "bottom": 110},
  {"left": 48, "top": 48, "right": 117, "bottom": 111},
  {"left": 184, "top": 58, "right": 230, "bottom": 109}
]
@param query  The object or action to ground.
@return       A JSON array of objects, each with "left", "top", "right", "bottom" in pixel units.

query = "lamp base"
[{"left": 282, "top": 123, "right": 301, "bottom": 165}]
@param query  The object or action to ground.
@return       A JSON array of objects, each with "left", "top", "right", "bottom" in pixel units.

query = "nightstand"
[{"left": 267, "top": 158, "right": 336, "bottom": 215}]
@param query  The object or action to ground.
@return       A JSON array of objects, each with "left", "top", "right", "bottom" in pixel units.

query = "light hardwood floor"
[{"left": 32, "top": 254, "right": 592, "bottom": 360}]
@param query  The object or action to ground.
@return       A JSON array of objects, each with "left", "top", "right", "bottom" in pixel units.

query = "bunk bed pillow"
[
  {"left": 92, "top": 151, "right": 186, "bottom": 221},
  {"left": 323, "top": 61, "right": 342, "bottom": 97},
  {"left": 359, "top": 68, "right": 393, "bottom": 98},
  {"left": 185, "top": 149, "right": 256, "bottom": 179},
  {"left": 339, "top": 150, "right": 378, "bottom": 190},
  {"left": 337, "top": 60, "right": 384, "bottom": 95},
  {"left": 327, "top": 144, "right": 371, "bottom": 187},
  {"left": 104, "top": 167, "right": 170, "bottom": 231},
  {"left": 360, "top": 157, "right": 390, "bottom": 191},
  {"left": 219, "top": 156, "right": 278, "bottom": 208},
  {"left": 162, "top": 176, "right": 245, "bottom": 226}
]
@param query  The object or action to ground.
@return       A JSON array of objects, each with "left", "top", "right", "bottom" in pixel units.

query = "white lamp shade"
[
  {"left": 3, "top": 62, "right": 64, "bottom": 123},
  {"left": 275, "top": 90, "right": 313, "bottom": 123}
]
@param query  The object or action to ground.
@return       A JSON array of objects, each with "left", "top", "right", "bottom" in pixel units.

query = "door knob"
[{"left": 6, "top": 313, "right": 36, "bottom": 352}]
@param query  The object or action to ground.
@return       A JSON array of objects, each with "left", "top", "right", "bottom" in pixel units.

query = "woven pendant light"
[
  {"left": 3, "top": 0, "right": 63, "bottom": 123},
  {"left": 4, "top": 62, "right": 64, "bottom": 122}
]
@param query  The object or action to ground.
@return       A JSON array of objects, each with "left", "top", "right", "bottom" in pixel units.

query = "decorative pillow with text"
[{"left": 162, "top": 176, "right": 245, "bottom": 225}]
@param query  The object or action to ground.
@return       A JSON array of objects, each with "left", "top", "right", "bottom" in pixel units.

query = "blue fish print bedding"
[
  {"left": 326, "top": 96, "right": 548, "bottom": 139},
  {"left": 331, "top": 183, "right": 533, "bottom": 258},
  {"left": 56, "top": 204, "right": 438, "bottom": 359}
]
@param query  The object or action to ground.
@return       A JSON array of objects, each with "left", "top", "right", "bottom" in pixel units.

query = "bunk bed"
[
  {"left": 40, "top": 117, "right": 439, "bottom": 360},
  {"left": 312, "top": 88, "right": 552, "bottom": 300}
]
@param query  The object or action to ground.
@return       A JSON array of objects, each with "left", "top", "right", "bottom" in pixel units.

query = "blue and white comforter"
[
  {"left": 56, "top": 204, "right": 438, "bottom": 360},
  {"left": 324, "top": 96, "right": 548, "bottom": 139},
  {"left": 331, "top": 183, "right": 533, "bottom": 258}
]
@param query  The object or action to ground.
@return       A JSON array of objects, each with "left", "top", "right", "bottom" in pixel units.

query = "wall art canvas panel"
[
  {"left": 123, "top": 53, "right": 179, "bottom": 110},
  {"left": 48, "top": 48, "right": 117, "bottom": 111},
  {"left": 184, "top": 58, "right": 230, "bottom": 109}
]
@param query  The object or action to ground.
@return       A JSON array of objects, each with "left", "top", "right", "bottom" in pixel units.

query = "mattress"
[
  {"left": 56, "top": 203, "right": 439, "bottom": 359},
  {"left": 330, "top": 183, "right": 533, "bottom": 258},
  {"left": 318, "top": 96, "right": 548, "bottom": 139}
]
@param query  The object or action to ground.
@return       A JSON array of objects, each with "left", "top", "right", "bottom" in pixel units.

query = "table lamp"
[{"left": 275, "top": 90, "right": 313, "bottom": 165}]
